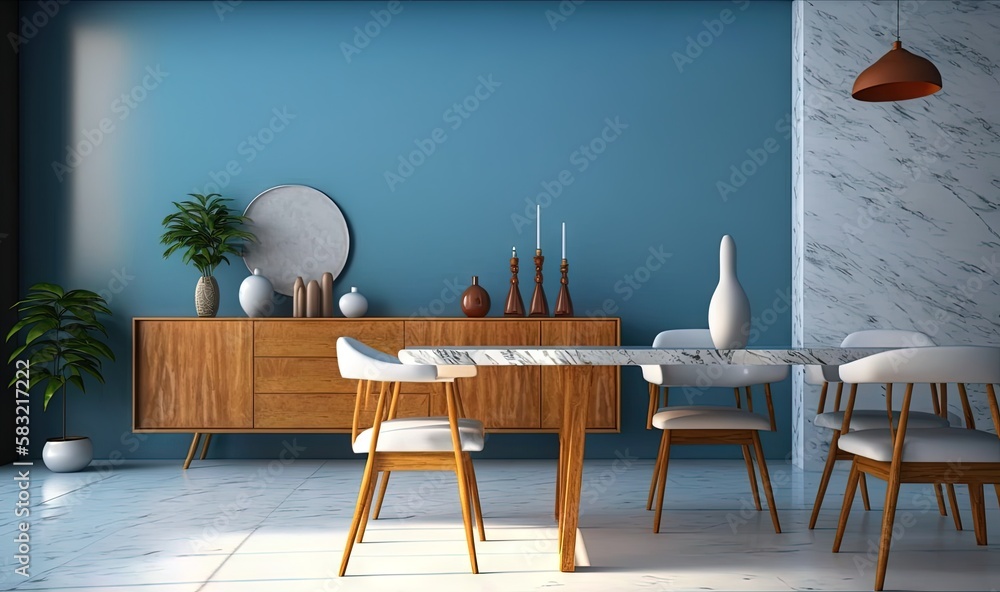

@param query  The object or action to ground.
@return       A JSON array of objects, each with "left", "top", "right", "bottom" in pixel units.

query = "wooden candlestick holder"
[
  {"left": 555, "top": 258, "right": 573, "bottom": 316},
  {"left": 504, "top": 255, "right": 526, "bottom": 316},
  {"left": 529, "top": 249, "right": 549, "bottom": 316}
]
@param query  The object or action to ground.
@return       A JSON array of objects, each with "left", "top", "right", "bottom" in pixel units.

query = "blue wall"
[{"left": 18, "top": 0, "right": 792, "bottom": 460}]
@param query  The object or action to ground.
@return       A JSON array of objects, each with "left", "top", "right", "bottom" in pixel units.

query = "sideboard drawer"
[
  {"left": 255, "top": 357, "right": 349, "bottom": 393},
  {"left": 254, "top": 357, "right": 432, "bottom": 394},
  {"left": 254, "top": 320, "right": 404, "bottom": 357},
  {"left": 254, "top": 392, "right": 429, "bottom": 429}
]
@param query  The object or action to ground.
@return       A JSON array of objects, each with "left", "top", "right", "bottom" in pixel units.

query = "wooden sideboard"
[{"left": 132, "top": 317, "right": 621, "bottom": 435}]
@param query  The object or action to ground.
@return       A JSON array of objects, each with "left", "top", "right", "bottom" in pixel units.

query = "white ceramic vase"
[
  {"left": 708, "top": 234, "right": 750, "bottom": 349},
  {"left": 239, "top": 268, "right": 274, "bottom": 317},
  {"left": 339, "top": 287, "right": 368, "bottom": 318},
  {"left": 42, "top": 437, "right": 93, "bottom": 473}
]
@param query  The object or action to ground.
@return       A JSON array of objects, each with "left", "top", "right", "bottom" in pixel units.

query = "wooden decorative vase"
[
  {"left": 529, "top": 250, "right": 549, "bottom": 316},
  {"left": 504, "top": 255, "right": 525, "bottom": 316}
]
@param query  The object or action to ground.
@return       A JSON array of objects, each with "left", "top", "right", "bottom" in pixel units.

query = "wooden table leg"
[
  {"left": 555, "top": 429, "right": 564, "bottom": 521},
  {"left": 557, "top": 386, "right": 589, "bottom": 572}
]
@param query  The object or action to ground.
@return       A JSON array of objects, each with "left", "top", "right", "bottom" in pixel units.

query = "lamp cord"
[{"left": 896, "top": 0, "right": 900, "bottom": 40}]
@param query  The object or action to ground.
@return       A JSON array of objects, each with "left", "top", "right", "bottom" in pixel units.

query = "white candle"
[
  {"left": 562, "top": 222, "right": 566, "bottom": 259},
  {"left": 536, "top": 205, "right": 541, "bottom": 249},
  {"left": 512, "top": 246, "right": 516, "bottom": 258}
]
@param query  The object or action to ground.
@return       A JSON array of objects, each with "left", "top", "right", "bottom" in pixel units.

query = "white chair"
[
  {"left": 368, "top": 364, "right": 481, "bottom": 524},
  {"left": 336, "top": 337, "right": 486, "bottom": 575},
  {"left": 831, "top": 345, "right": 1000, "bottom": 591},
  {"left": 643, "top": 329, "right": 787, "bottom": 533},
  {"left": 807, "top": 330, "right": 955, "bottom": 530}
]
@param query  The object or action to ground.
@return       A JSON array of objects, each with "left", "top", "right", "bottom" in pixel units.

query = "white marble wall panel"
[
  {"left": 792, "top": 0, "right": 1000, "bottom": 469},
  {"left": 791, "top": 0, "right": 807, "bottom": 469}
]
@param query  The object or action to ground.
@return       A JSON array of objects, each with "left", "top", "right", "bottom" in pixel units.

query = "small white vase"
[
  {"left": 42, "top": 437, "right": 93, "bottom": 473},
  {"left": 239, "top": 268, "right": 274, "bottom": 317},
  {"left": 339, "top": 287, "right": 368, "bottom": 318},
  {"left": 708, "top": 235, "right": 750, "bottom": 349}
]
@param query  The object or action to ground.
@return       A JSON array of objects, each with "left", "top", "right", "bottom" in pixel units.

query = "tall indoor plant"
[
  {"left": 160, "top": 193, "right": 255, "bottom": 316},
  {"left": 6, "top": 283, "right": 115, "bottom": 472}
]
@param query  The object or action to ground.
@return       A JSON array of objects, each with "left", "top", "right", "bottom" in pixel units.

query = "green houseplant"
[
  {"left": 160, "top": 193, "right": 255, "bottom": 316},
  {"left": 6, "top": 283, "right": 115, "bottom": 472}
]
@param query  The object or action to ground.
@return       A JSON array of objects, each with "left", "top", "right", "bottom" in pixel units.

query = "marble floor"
[{"left": 0, "top": 456, "right": 997, "bottom": 591}]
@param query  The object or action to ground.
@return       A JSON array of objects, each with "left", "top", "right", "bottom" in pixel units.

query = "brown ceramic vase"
[{"left": 460, "top": 276, "right": 491, "bottom": 317}]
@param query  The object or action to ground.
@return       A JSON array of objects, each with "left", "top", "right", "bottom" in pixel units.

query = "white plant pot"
[
  {"left": 239, "top": 268, "right": 275, "bottom": 317},
  {"left": 339, "top": 287, "right": 368, "bottom": 318},
  {"left": 42, "top": 437, "right": 93, "bottom": 473},
  {"left": 708, "top": 234, "right": 751, "bottom": 349}
]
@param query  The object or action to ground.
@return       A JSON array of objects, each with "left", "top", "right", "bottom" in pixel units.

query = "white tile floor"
[{"left": 1, "top": 456, "right": 997, "bottom": 591}]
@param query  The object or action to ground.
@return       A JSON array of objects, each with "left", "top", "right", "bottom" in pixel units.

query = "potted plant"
[
  {"left": 6, "top": 283, "right": 115, "bottom": 472},
  {"left": 160, "top": 193, "right": 255, "bottom": 317}
]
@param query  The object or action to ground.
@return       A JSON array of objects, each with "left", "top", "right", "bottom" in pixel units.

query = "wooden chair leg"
[
  {"left": 465, "top": 455, "right": 486, "bottom": 542},
  {"left": 874, "top": 463, "right": 904, "bottom": 591},
  {"left": 741, "top": 444, "right": 762, "bottom": 511},
  {"left": 946, "top": 483, "right": 963, "bottom": 530},
  {"left": 859, "top": 473, "right": 872, "bottom": 511},
  {"left": 652, "top": 430, "right": 672, "bottom": 534},
  {"left": 646, "top": 431, "right": 667, "bottom": 511},
  {"left": 833, "top": 460, "right": 862, "bottom": 553},
  {"left": 199, "top": 433, "right": 213, "bottom": 460},
  {"left": 356, "top": 472, "right": 378, "bottom": 543},
  {"left": 934, "top": 482, "right": 948, "bottom": 515},
  {"left": 183, "top": 433, "right": 201, "bottom": 470},
  {"left": 969, "top": 483, "right": 988, "bottom": 546},
  {"left": 339, "top": 454, "right": 379, "bottom": 576},
  {"left": 809, "top": 431, "right": 842, "bottom": 529},
  {"left": 647, "top": 383, "right": 658, "bottom": 429},
  {"left": 750, "top": 431, "right": 781, "bottom": 534},
  {"left": 372, "top": 471, "right": 391, "bottom": 520},
  {"left": 446, "top": 383, "right": 478, "bottom": 574}
]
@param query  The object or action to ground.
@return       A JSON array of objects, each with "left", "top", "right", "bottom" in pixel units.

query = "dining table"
[{"left": 398, "top": 345, "right": 897, "bottom": 572}]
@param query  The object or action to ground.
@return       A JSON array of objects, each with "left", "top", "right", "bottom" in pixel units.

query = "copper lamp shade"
[{"left": 852, "top": 40, "right": 942, "bottom": 102}]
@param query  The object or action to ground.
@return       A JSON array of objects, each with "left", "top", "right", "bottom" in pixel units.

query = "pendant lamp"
[{"left": 852, "top": 0, "right": 942, "bottom": 102}]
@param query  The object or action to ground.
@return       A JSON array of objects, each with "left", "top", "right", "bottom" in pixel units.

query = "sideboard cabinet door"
[{"left": 134, "top": 320, "right": 253, "bottom": 429}]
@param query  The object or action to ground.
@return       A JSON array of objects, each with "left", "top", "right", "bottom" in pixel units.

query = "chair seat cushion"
[
  {"left": 353, "top": 418, "right": 484, "bottom": 453},
  {"left": 652, "top": 406, "right": 772, "bottom": 430},
  {"left": 838, "top": 428, "right": 1000, "bottom": 463},
  {"left": 814, "top": 410, "right": 950, "bottom": 431}
]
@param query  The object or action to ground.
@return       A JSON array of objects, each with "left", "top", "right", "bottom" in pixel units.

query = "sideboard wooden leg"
[
  {"left": 183, "top": 433, "right": 202, "bottom": 470},
  {"left": 200, "top": 434, "right": 213, "bottom": 460}
]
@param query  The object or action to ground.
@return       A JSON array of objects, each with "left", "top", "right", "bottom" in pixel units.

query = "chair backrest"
[
  {"left": 840, "top": 329, "right": 935, "bottom": 348},
  {"left": 336, "top": 337, "right": 439, "bottom": 383},
  {"left": 804, "top": 329, "right": 935, "bottom": 385},
  {"left": 642, "top": 329, "right": 788, "bottom": 387},
  {"left": 804, "top": 365, "right": 840, "bottom": 385},
  {"left": 839, "top": 346, "right": 1000, "bottom": 385}
]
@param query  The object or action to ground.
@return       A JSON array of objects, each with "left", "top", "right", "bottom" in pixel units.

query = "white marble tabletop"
[{"left": 398, "top": 346, "right": 894, "bottom": 366}]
